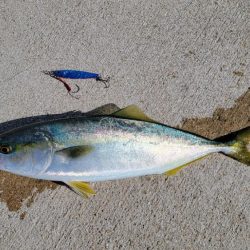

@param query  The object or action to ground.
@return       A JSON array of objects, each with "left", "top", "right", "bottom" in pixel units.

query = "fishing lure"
[
  {"left": 46, "top": 70, "right": 101, "bottom": 80},
  {"left": 43, "top": 69, "right": 109, "bottom": 98},
  {"left": 0, "top": 105, "right": 249, "bottom": 198}
]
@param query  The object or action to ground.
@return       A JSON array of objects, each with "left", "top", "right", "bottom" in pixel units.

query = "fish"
[{"left": 0, "top": 105, "right": 249, "bottom": 198}]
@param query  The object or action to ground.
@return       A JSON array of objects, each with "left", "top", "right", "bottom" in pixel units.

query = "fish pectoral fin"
[
  {"left": 165, "top": 156, "right": 207, "bottom": 176},
  {"left": 56, "top": 145, "right": 94, "bottom": 159},
  {"left": 112, "top": 105, "right": 155, "bottom": 122},
  {"left": 67, "top": 181, "right": 96, "bottom": 198}
]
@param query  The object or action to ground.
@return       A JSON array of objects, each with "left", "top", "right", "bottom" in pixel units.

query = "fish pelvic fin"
[
  {"left": 112, "top": 105, "right": 155, "bottom": 122},
  {"left": 67, "top": 181, "right": 96, "bottom": 198},
  {"left": 216, "top": 126, "right": 250, "bottom": 166}
]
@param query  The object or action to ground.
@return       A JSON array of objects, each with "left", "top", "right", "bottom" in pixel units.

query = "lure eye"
[{"left": 0, "top": 145, "right": 12, "bottom": 154}]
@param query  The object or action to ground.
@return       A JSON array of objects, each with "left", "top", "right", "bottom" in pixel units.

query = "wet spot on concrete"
[
  {"left": 20, "top": 211, "right": 27, "bottom": 220},
  {"left": 233, "top": 71, "right": 244, "bottom": 77},
  {"left": 180, "top": 88, "right": 250, "bottom": 138},
  {"left": 0, "top": 171, "right": 57, "bottom": 212}
]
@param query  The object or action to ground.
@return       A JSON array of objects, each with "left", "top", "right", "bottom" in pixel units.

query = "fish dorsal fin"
[
  {"left": 86, "top": 104, "right": 120, "bottom": 116},
  {"left": 112, "top": 105, "right": 155, "bottom": 122},
  {"left": 67, "top": 181, "right": 96, "bottom": 198},
  {"left": 56, "top": 145, "right": 93, "bottom": 159}
]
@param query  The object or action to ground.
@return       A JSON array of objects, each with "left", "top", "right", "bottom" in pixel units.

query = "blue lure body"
[{"left": 50, "top": 70, "right": 99, "bottom": 79}]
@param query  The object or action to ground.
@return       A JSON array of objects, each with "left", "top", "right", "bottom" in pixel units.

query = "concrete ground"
[{"left": 0, "top": 1, "right": 249, "bottom": 249}]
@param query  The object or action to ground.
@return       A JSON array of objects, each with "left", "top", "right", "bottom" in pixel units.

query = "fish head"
[{"left": 0, "top": 129, "right": 54, "bottom": 177}]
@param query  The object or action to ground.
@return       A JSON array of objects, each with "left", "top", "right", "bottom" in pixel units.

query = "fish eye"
[{"left": 0, "top": 145, "right": 12, "bottom": 154}]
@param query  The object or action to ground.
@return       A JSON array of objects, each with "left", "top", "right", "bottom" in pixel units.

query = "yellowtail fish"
[{"left": 0, "top": 105, "right": 249, "bottom": 197}]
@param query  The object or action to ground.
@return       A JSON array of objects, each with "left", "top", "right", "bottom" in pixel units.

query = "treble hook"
[
  {"left": 96, "top": 76, "right": 110, "bottom": 88},
  {"left": 43, "top": 71, "right": 80, "bottom": 99}
]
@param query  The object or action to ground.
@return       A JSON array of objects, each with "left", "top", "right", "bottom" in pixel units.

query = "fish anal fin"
[
  {"left": 67, "top": 181, "right": 96, "bottom": 198},
  {"left": 165, "top": 156, "right": 207, "bottom": 176},
  {"left": 112, "top": 105, "right": 155, "bottom": 122},
  {"left": 56, "top": 145, "right": 94, "bottom": 159},
  {"left": 165, "top": 164, "right": 187, "bottom": 176}
]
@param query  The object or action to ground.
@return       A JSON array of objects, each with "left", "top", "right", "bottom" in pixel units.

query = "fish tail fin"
[{"left": 216, "top": 126, "right": 250, "bottom": 166}]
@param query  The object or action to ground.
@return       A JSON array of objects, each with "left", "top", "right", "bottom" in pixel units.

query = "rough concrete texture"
[{"left": 0, "top": 1, "right": 249, "bottom": 249}]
